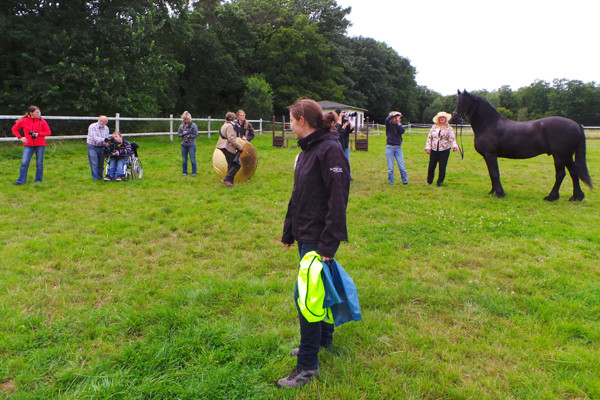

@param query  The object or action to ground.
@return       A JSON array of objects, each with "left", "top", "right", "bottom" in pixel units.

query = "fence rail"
[
  {"left": 2, "top": 114, "right": 599, "bottom": 142},
  {"left": 0, "top": 114, "right": 266, "bottom": 142}
]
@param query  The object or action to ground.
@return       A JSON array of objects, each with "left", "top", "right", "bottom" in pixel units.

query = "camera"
[
  {"left": 348, "top": 112, "right": 358, "bottom": 117},
  {"left": 29, "top": 131, "right": 38, "bottom": 138}
]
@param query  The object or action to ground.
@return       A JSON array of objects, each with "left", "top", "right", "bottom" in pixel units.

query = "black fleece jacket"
[
  {"left": 282, "top": 128, "right": 350, "bottom": 258},
  {"left": 385, "top": 114, "right": 406, "bottom": 146}
]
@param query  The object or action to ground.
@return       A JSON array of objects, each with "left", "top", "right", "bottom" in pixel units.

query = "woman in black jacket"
[
  {"left": 335, "top": 110, "right": 354, "bottom": 180},
  {"left": 278, "top": 99, "right": 351, "bottom": 389}
]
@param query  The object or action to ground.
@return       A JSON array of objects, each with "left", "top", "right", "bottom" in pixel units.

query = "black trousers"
[
  {"left": 220, "top": 148, "right": 241, "bottom": 182},
  {"left": 427, "top": 149, "right": 450, "bottom": 185}
]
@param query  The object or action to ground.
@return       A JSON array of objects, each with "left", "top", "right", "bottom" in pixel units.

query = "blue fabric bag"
[{"left": 321, "top": 259, "right": 361, "bottom": 326}]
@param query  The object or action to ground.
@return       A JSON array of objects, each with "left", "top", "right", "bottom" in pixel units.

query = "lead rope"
[{"left": 455, "top": 122, "right": 464, "bottom": 160}]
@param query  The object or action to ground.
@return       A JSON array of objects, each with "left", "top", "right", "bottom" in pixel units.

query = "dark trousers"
[
  {"left": 220, "top": 148, "right": 241, "bottom": 182},
  {"left": 427, "top": 149, "right": 450, "bottom": 185},
  {"left": 294, "top": 242, "right": 335, "bottom": 370}
]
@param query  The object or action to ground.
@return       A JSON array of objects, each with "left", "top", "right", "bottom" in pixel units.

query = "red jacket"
[{"left": 12, "top": 116, "right": 52, "bottom": 146}]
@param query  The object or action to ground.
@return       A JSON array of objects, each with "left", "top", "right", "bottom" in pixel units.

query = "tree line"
[{"left": 1, "top": 0, "right": 599, "bottom": 137}]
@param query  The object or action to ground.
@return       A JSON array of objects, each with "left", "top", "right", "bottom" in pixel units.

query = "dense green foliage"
[
  {"left": 1, "top": 0, "right": 599, "bottom": 133},
  {"left": 1, "top": 134, "right": 599, "bottom": 399}
]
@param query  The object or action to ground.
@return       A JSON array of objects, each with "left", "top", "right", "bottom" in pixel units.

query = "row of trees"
[
  {"left": 1, "top": 0, "right": 599, "bottom": 135},
  {"left": 430, "top": 80, "right": 600, "bottom": 126}
]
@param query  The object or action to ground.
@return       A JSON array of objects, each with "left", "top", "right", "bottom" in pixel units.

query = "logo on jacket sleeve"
[{"left": 330, "top": 167, "right": 344, "bottom": 173}]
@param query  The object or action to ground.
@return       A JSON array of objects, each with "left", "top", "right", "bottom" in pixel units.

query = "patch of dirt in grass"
[{"left": 1, "top": 379, "right": 16, "bottom": 393}]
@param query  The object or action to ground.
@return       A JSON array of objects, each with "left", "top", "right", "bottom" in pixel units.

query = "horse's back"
[
  {"left": 534, "top": 116, "right": 584, "bottom": 156},
  {"left": 482, "top": 117, "right": 584, "bottom": 159}
]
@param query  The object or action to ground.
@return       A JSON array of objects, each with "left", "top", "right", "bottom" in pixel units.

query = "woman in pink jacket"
[
  {"left": 425, "top": 111, "right": 458, "bottom": 187},
  {"left": 11, "top": 105, "right": 52, "bottom": 185}
]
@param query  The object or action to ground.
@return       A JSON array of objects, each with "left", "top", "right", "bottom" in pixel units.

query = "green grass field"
[{"left": 1, "top": 132, "right": 599, "bottom": 399}]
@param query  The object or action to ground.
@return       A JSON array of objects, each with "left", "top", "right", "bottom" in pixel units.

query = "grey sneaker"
[{"left": 277, "top": 367, "right": 319, "bottom": 388}]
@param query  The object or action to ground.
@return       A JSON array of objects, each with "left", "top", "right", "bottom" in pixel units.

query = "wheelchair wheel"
[
  {"left": 122, "top": 163, "right": 130, "bottom": 181},
  {"left": 131, "top": 157, "right": 143, "bottom": 179}
]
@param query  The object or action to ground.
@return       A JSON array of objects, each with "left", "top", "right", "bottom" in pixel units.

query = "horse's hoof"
[
  {"left": 544, "top": 194, "right": 559, "bottom": 202},
  {"left": 569, "top": 193, "right": 584, "bottom": 202},
  {"left": 495, "top": 192, "right": 505, "bottom": 198}
]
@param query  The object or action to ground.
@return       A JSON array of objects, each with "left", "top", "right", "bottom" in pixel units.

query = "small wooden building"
[
  {"left": 317, "top": 101, "right": 367, "bottom": 130},
  {"left": 318, "top": 101, "right": 369, "bottom": 151}
]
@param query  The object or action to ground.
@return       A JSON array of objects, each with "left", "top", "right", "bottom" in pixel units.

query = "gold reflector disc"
[{"left": 212, "top": 138, "right": 258, "bottom": 182}]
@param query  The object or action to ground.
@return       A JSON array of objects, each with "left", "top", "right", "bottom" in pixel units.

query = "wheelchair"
[{"left": 104, "top": 142, "right": 143, "bottom": 180}]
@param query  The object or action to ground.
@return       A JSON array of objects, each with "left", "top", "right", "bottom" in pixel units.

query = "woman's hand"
[
  {"left": 282, "top": 243, "right": 294, "bottom": 248},
  {"left": 425, "top": 148, "right": 430, "bottom": 154},
  {"left": 19, "top": 137, "right": 27, "bottom": 144},
  {"left": 322, "top": 256, "right": 332, "bottom": 262}
]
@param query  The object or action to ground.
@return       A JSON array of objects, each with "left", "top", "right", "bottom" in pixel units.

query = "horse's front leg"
[
  {"left": 544, "top": 156, "right": 566, "bottom": 202},
  {"left": 482, "top": 154, "right": 505, "bottom": 198}
]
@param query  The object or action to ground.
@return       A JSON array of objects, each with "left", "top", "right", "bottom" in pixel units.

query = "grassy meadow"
[{"left": 1, "top": 130, "right": 599, "bottom": 399}]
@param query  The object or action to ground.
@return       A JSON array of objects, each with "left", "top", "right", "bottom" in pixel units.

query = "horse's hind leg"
[
  {"left": 565, "top": 158, "right": 585, "bottom": 201},
  {"left": 544, "top": 157, "right": 566, "bottom": 201},
  {"left": 483, "top": 155, "right": 505, "bottom": 198}
]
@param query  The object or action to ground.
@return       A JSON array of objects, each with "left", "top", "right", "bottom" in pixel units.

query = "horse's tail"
[{"left": 575, "top": 125, "right": 593, "bottom": 189}]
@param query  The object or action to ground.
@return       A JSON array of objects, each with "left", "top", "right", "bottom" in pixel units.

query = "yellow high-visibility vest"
[{"left": 297, "top": 251, "right": 333, "bottom": 323}]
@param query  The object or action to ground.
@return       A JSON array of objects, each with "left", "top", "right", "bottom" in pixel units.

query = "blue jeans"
[
  {"left": 293, "top": 242, "right": 335, "bottom": 370},
  {"left": 181, "top": 145, "right": 197, "bottom": 175},
  {"left": 17, "top": 146, "right": 45, "bottom": 184},
  {"left": 87, "top": 144, "right": 106, "bottom": 180},
  {"left": 385, "top": 145, "right": 408, "bottom": 184},
  {"left": 344, "top": 147, "right": 352, "bottom": 179},
  {"left": 107, "top": 157, "right": 127, "bottom": 179}
]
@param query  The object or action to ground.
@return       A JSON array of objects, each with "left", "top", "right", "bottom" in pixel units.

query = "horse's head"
[{"left": 452, "top": 90, "right": 472, "bottom": 124}]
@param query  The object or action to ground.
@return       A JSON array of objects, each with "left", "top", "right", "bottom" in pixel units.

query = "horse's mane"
[{"left": 466, "top": 92, "right": 503, "bottom": 122}]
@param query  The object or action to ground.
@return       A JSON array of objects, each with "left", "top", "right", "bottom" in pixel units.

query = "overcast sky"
[{"left": 336, "top": 0, "right": 599, "bottom": 95}]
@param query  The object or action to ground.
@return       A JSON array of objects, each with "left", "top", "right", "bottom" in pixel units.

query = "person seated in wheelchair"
[{"left": 103, "top": 131, "right": 133, "bottom": 181}]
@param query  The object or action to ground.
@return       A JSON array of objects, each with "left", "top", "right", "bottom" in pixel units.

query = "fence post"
[
  {"left": 259, "top": 118, "right": 263, "bottom": 135},
  {"left": 208, "top": 116, "right": 211, "bottom": 139},
  {"left": 115, "top": 113, "right": 120, "bottom": 132},
  {"left": 169, "top": 114, "right": 174, "bottom": 141}
]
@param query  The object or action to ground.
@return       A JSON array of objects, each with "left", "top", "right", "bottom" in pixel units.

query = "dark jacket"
[
  {"left": 177, "top": 122, "right": 199, "bottom": 147},
  {"left": 282, "top": 128, "right": 350, "bottom": 258},
  {"left": 235, "top": 120, "right": 255, "bottom": 141},
  {"left": 336, "top": 121, "right": 354, "bottom": 150},
  {"left": 385, "top": 114, "right": 405, "bottom": 146},
  {"left": 104, "top": 138, "right": 132, "bottom": 158}
]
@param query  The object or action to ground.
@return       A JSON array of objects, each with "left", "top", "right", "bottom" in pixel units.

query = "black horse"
[{"left": 452, "top": 90, "right": 592, "bottom": 201}]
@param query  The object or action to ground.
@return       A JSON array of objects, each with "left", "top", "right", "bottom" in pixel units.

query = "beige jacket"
[{"left": 217, "top": 122, "right": 244, "bottom": 154}]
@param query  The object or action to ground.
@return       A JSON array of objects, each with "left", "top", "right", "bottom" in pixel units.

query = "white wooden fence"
[
  {"left": 2, "top": 114, "right": 598, "bottom": 142},
  {"left": 0, "top": 114, "right": 265, "bottom": 142}
]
